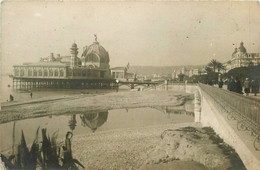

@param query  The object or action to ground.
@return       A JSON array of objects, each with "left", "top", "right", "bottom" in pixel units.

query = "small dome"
[
  {"left": 72, "top": 43, "right": 77, "bottom": 48},
  {"left": 238, "top": 42, "right": 247, "bottom": 53}
]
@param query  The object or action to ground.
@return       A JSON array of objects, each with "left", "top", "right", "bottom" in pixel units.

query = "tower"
[{"left": 70, "top": 42, "right": 78, "bottom": 68}]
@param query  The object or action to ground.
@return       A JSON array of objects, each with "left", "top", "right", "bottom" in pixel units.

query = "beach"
[{"left": 0, "top": 90, "right": 245, "bottom": 169}]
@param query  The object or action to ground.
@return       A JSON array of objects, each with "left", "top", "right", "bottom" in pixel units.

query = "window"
[
  {"left": 20, "top": 69, "right": 24, "bottom": 76},
  {"left": 87, "top": 54, "right": 99, "bottom": 62},
  {"left": 28, "top": 69, "right": 32, "bottom": 76},
  {"left": 49, "top": 69, "right": 53, "bottom": 76},
  {"left": 60, "top": 70, "right": 64, "bottom": 77},
  {"left": 38, "top": 70, "right": 42, "bottom": 76},
  {"left": 54, "top": 69, "right": 58, "bottom": 77},
  {"left": 44, "top": 69, "right": 48, "bottom": 77},
  {"left": 33, "top": 70, "right": 37, "bottom": 76},
  {"left": 14, "top": 69, "right": 19, "bottom": 76}
]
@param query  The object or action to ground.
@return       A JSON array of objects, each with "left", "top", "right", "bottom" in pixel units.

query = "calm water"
[{"left": 0, "top": 107, "right": 194, "bottom": 152}]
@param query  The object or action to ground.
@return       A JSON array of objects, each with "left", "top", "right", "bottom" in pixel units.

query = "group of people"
[
  {"left": 243, "top": 78, "right": 259, "bottom": 96},
  {"left": 226, "top": 77, "right": 259, "bottom": 96}
]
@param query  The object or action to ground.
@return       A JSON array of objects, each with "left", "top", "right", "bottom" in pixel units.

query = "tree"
[
  {"left": 216, "top": 62, "right": 225, "bottom": 73},
  {"left": 178, "top": 73, "right": 185, "bottom": 81},
  {"left": 205, "top": 66, "right": 213, "bottom": 74},
  {"left": 208, "top": 59, "right": 218, "bottom": 72}
]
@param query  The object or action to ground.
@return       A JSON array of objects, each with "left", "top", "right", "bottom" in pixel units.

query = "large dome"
[{"left": 81, "top": 41, "right": 110, "bottom": 63}]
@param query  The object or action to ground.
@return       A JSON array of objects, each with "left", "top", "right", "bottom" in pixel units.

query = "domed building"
[
  {"left": 12, "top": 36, "right": 115, "bottom": 89},
  {"left": 225, "top": 42, "right": 260, "bottom": 71},
  {"left": 81, "top": 41, "right": 110, "bottom": 69}
]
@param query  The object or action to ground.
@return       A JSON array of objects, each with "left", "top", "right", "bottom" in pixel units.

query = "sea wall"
[
  {"left": 164, "top": 83, "right": 260, "bottom": 169},
  {"left": 198, "top": 87, "right": 260, "bottom": 170}
]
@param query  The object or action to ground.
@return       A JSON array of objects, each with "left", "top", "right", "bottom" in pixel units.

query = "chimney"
[{"left": 49, "top": 53, "right": 54, "bottom": 61}]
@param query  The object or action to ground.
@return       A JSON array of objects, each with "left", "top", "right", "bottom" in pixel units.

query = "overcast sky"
[{"left": 1, "top": 1, "right": 260, "bottom": 73}]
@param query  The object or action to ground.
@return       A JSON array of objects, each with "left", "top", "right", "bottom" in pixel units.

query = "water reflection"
[
  {"left": 153, "top": 106, "right": 194, "bottom": 117},
  {"left": 0, "top": 107, "right": 194, "bottom": 152},
  {"left": 68, "top": 114, "right": 77, "bottom": 131},
  {"left": 79, "top": 111, "right": 108, "bottom": 132}
]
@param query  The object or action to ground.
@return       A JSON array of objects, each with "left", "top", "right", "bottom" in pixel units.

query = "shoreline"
[{"left": 0, "top": 90, "right": 194, "bottom": 124}]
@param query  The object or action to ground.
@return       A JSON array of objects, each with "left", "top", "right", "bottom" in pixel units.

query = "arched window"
[
  {"left": 44, "top": 69, "right": 48, "bottom": 77},
  {"left": 87, "top": 54, "right": 99, "bottom": 62},
  {"left": 54, "top": 69, "right": 58, "bottom": 77},
  {"left": 28, "top": 69, "right": 32, "bottom": 76},
  {"left": 100, "top": 57, "right": 105, "bottom": 63},
  {"left": 33, "top": 70, "right": 37, "bottom": 77},
  {"left": 49, "top": 69, "right": 53, "bottom": 76},
  {"left": 38, "top": 70, "right": 42, "bottom": 76},
  {"left": 60, "top": 70, "right": 64, "bottom": 77},
  {"left": 20, "top": 69, "right": 24, "bottom": 76},
  {"left": 14, "top": 69, "right": 19, "bottom": 76}
]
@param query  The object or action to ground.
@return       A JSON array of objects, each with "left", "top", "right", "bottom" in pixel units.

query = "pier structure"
[{"left": 12, "top": 37, "right": 117, "bottom": 89}]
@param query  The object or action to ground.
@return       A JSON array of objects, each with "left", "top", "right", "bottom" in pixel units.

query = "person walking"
[
  {"left": 244, "top": 78, "right": 250, "bottom": 96},
  {"left": 218, "top": 79, "right": 223, "bottom": 88},
  {"left": 235, "top": 78, "right": 243, "bottom": 94},
  {"left": 9, "top": 94, "right": 14, "bottom": 101},
  {"left": 251, "top": 79, "right": 259, "bottom": 96},
  {"left": 228, "top": 77, "right": 236, "bottom": 92},
  {"left": 30, "top": 92, "right": 33, "bottom": 98}
]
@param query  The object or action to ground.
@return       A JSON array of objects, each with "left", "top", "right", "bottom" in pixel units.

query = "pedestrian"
[
  {"left": 228, "top": 77, "right": 236, "bottom": 92},
  {"left": 251, "top": 79, "right": 259, "bottom": 96},
  {"left": 218, "top": 79, "right": 223, "bottom": 88},
  {"left": 244, "top": 78, "right": 250, "bottom": 96},
  {"left": 235, "top": 78, "right": 243, "bottom": 94},
  {"left": 10, "top": 94, "right": 14, "bottom": 101},
  {"left": 30, "top": 92, "right": 33, "bottom": 98}
]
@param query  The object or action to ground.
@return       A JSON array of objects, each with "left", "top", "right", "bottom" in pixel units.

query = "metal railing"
[{"left": 199, "top": 83, "right": 260, "bottom": 151}]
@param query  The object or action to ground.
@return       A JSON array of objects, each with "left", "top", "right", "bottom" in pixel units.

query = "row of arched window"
[{"left": 14, "top": 68, "right": 64, "bottom": 77}]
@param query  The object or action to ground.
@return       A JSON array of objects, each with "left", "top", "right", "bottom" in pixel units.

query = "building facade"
[
  {"left": 224, "top": 42, "right": 260, "bottom": 71},
  {"left": 110, "top": 65, "right": 135, "bottom": 81},
  {"left": 13, "top": 38, "right": 115, "bottom": 89}
]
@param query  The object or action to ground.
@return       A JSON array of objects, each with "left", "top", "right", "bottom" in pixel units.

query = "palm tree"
[
  {"left": 216, "top": 62, "right": 224, "bottom": 73},
  {"left": 208, "top": 59, "right": 218, "bottom": 72}
]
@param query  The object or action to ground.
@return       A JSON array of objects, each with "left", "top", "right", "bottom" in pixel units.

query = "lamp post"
[{"left": 116, "top": 79, "right": 119, "bottom": 92}]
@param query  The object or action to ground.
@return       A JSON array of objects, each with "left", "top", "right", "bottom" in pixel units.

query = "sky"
[{"left": 1, "top": 1, "right": 260, "bottom": 74}]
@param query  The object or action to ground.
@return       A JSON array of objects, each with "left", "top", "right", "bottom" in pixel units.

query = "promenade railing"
[{"left": 198, "top": 83, "right": 260, "bottom": 150}]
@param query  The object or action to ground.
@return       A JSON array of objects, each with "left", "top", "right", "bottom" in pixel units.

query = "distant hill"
[{"left": 127, "top": 65, "right": 205, "bottom": 75}]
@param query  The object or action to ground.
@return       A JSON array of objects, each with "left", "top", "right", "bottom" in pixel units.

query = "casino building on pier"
[{"left": 12, "top": 37, "right": 115, "bottom": 89}]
